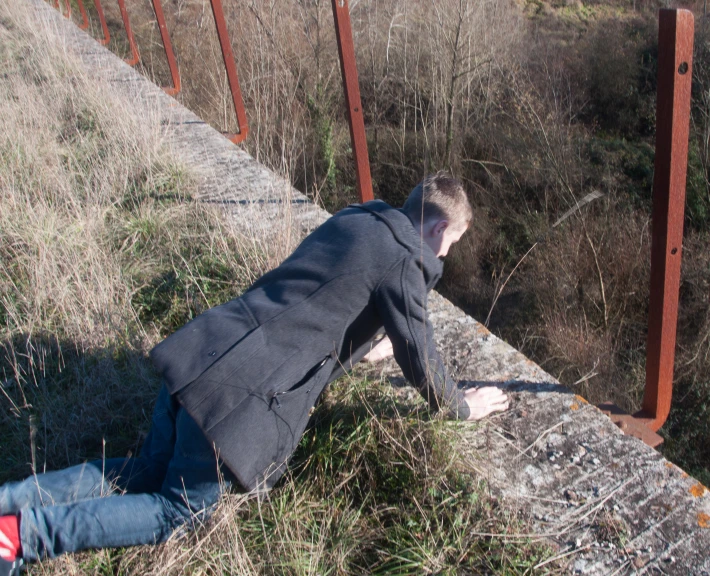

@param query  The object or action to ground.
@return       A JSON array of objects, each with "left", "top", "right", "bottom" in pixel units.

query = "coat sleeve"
[{"left": 375, "top": 258, "right": 470, "bottom": 420}]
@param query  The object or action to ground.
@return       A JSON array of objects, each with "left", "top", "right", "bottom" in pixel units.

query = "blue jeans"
[{"left": 0, "top": 384, "right": 238, "bottom": 561}]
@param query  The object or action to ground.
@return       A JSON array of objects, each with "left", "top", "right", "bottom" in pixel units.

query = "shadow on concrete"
[
  {"left": 386, "top": 376, "right": 570, "bottom": 396},
  {"left": 460, "top": 380, "right": 573, "bottom": 395}
]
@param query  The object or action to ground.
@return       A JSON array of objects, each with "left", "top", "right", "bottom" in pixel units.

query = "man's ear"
[{"left": 433, "top": 219, "right": 449, "bottom": 237}]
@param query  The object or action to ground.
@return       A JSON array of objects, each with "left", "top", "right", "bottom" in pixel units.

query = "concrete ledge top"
[{"left": 28, "top": 1, "right": 710, "bottom": 573}]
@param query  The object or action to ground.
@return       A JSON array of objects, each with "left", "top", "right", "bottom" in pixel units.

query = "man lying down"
[{"left": 0, "top": 171, "right": 508, "bottom": 575}]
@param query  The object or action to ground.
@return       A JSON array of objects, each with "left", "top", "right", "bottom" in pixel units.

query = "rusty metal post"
[
  {"left": 150, "top": 0, "right": 181, "bottom": 95},
  {"left": 208, "top": 0, "right": 249, "bottom": 143},
  {"left": 76, "top": 0, "right": 90, "bottom": 30},
  {"left": 94, "top": 0, "right": 111, "bottom": 46},
  {"left": 117, "top": 0, "right": 140, "bottom": 66},
  {"left": 597, "top": 8, "right": 693, "bottom": 448},
  {"left": 639, "top": 8, "right": 694, "bottom": 432},
  {"left": 331, "top": 0, "right": 374, "bottom": 203}
]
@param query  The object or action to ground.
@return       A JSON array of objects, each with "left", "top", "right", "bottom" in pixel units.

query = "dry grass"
[
  {"left": 0, "top": 2, "right": 558, "bottom": 574},
  {"left": 0, "top": 1, "right": 261, "bottom": 479},
  {"left": 92, "top": 0, "right": 524, "bottom": 208}
]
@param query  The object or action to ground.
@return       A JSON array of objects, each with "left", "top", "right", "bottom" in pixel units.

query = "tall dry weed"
[
  {"left": 0, "top": 0, "right": 265, "bottom": 480},
  {"left": 0, "top": 3, "right": 159, "bottom": 348},
  {"left": 94, "top": 0, "right": 523, "bottom": 206}
]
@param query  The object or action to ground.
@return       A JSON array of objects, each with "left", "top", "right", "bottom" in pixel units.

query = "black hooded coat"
[{"left": 150, "top": 200, "right": 470, "bottom": 491}]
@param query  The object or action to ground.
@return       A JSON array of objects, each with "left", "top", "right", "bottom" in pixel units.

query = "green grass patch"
[
  {"left": 221, "top": 378, "right": 554, "bottom": 574},
  {"left": 66, "top": 377, "right": 555, "bottom": 575}
]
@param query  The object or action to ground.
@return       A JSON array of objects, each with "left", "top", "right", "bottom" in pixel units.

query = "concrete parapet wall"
[{"left": 29, "top": 1, "right": 710, "bottom": 573}]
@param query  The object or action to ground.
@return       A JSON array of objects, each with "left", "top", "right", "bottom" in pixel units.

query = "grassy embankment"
[
  {"left": 0, "top": 4, "right": 557, "bottom": 574},
  {"left": 89, "top": 0, "right": 710, "bottom": 484}
]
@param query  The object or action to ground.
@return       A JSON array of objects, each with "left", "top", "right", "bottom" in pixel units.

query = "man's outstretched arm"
[
  {"left": 363, "top": 334, "right": 509, "bottom": 420},
  {"left": 374, "top": 258, "right": 463, "bottom": 415},
  {"left": 373, "top": 258, "right": 508, "bottom": 420}
]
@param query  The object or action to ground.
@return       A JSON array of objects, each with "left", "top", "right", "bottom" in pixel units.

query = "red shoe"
[{"left": 0, "top": 515, "right": 20, "bottom": 575}]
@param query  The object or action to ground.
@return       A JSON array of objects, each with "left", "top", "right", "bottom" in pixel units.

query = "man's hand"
[
  {"left": 362, "top": 336, "right": 393, "bottom": 363},
  {"left": 463, "top": 386, "right": 509, "bottom": 420}
]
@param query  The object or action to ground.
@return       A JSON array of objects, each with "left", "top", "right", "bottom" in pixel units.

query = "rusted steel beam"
[
  {"left": 150, "top": 0, "right": 181, "bottom": 96},
  {"left": 94, "top": 0, "right": 111, "bottom": 46},
  {"left": 116, "top": 0, "right": 140, "bottom": 66},
  {"left": 331, "top": 0, "right": 373, "bottom": 203},
  {"left": 599, "top": 403, "right": 664, "bottom": 448},
  {"left": 638, "top": 8, "right": 694, "bottom": 432},
  {"left": 76, "top": 0, "right": 90, "bottom": 30},
  {"left": 209, "top": 0, "right": 249, "bottom": 143}
]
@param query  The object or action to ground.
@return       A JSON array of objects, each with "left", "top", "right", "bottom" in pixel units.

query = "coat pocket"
[
  {"left": 196, "top": 349, "right": 300, "bottom": 433},
  {"left": 198, "top": 353, "right": 337, "bottom": 491},
  {"left": 268, "top": 351, "right": 336, "bottom": 409}
]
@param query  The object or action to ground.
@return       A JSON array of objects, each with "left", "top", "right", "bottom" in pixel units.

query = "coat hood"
[{"left": 350, "top": 200, "right": 444, "bottom": 287}]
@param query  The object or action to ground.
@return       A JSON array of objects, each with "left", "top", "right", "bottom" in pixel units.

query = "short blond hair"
[{"left": 402, "top": 171, "right": 472, "bottom": 230}]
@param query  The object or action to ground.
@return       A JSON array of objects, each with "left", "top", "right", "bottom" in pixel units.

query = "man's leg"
[
  {"left": 0, "top": 458, "right": 160, "bottom": 516},
  {"left": 18, "top": 485, "right": 194, "bottom": 560},
  {"left": 0, "top": 384, "right": 177, "bottom": 516},
  {"left": 5, "top": 385, "right": 235, "bottom": 560},
  {"left": 157, "top": 406, "right": 233, "bottom": 526}
]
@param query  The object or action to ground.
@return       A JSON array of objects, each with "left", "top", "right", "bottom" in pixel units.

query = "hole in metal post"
[
  {"left": 671, "top": 248, "right": 678, "bottom": 255},
  {"left": 678, "top": 62, "right": 688, "bottom": 75}
]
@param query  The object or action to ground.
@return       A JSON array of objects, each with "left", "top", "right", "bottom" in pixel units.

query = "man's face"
[{"left": 423, "top": 219, "right": 467, "bottom": 258}]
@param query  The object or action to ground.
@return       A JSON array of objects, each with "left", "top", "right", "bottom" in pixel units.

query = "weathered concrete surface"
[{"left": 29, "top": 1, "right": 710, "bottom": 573}]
